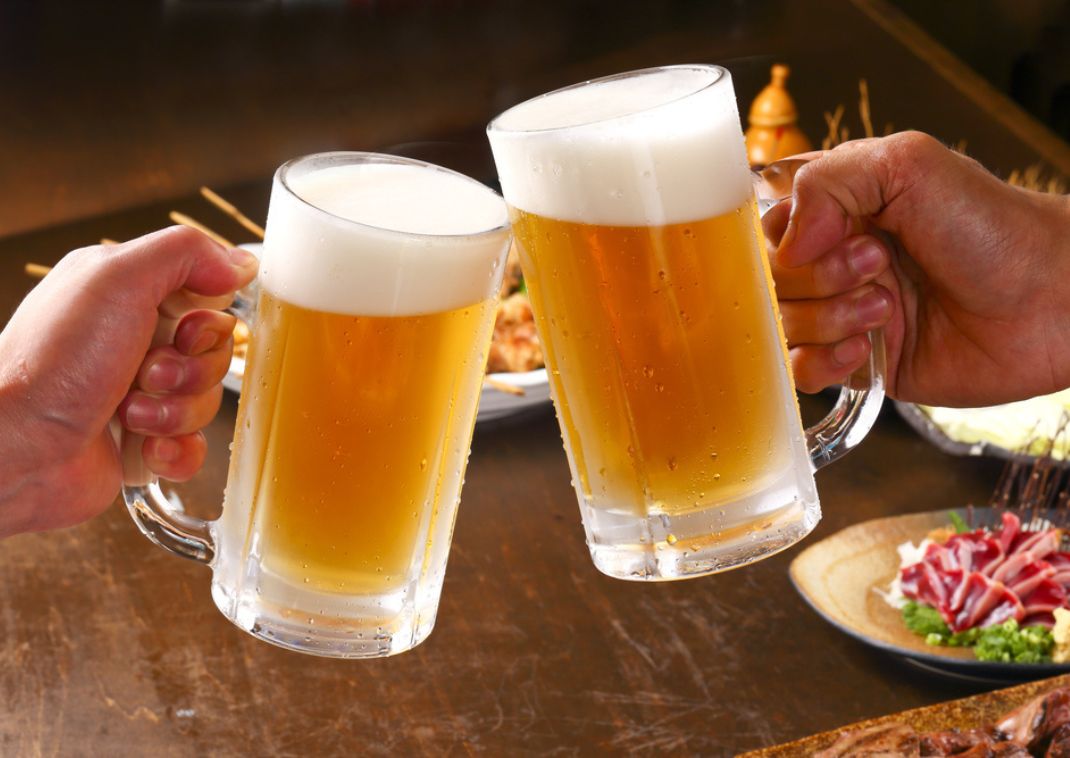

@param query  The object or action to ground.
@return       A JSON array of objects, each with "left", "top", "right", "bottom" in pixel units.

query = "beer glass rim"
[
  {"left": 487, "top": 63, "right": 727, "bottom": 135},
  {"left": 275, "top": 151, "right": 511, "bottom": 240}
]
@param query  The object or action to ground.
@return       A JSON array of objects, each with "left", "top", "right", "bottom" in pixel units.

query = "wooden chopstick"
[
  {"left": 24, "top": 263, "right": 51, "bottom": 278},
  {"left": 168, "top": 211, "right": 235, "bottom": 248},
  {"left": 200, "top": 187, "right": 266, "bottom": 239},
  {"left": 484, "top": 376, "right": 526, "bottom": 396}
]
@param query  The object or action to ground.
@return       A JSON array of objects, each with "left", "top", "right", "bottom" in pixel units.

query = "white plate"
[{"left": 477, "top": 369, "right": 552, "bottom": 423}]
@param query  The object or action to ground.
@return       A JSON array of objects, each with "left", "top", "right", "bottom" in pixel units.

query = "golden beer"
[
  {"left": 227, "top": 290, "right": 496, "bottom": 594},
  {"left": 207, "top": 153, "right": 510, "bottom": 656},
  {"left": 489, "top": 65, "right": 827, "bottom": 580},
  {"left": 510, "top": 199, "right": 795, "bottom": 519}
]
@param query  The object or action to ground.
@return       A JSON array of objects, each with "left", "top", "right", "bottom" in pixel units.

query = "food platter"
[
  {"left": 742, "top": 673, "right": 1070, "bottom": 757},
  {"left": 895, "top": 393, "right": 1070, "bottom": 463},
  {"left": 790, "top": 508, "right": 1070, "bottom": 681}
]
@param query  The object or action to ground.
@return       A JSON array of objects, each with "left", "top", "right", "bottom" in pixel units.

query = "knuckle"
[
  {"left": 159, "top": 224, "right": 208, "bottom": 248},
  {"left": 889, "top": 130, "right": 938, "bottom": 154}
]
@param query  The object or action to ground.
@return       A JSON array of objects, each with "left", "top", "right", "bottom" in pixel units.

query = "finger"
[
  {"left": 777, "top": 133, "right": 938, "bottom": 267},
  {"left": 119, "top": 384, "right": 224, "bottom": 436},
  {"left": 756, "top": 157, "right": 817, "bottom": 203},
  {"left": 142, "top": 432, "right": 208, "bottom": 482},
  {"left": 790, "top": 335, "right": 872, "bottom": 394},
  {"left": 761, "top": 199, "right": 792, "bottom": 247},
  {"left": 94, "top": 225, "right": 258, "bottom": 306},
  {"left": 173, "top": 310, "right": 238, "bottom": 356},
  {"left": 136, "top": 340, "right": 234, "bottom": 394},
  {"left": 780, "top": 284, "right": 893, "bottom": 347},
  {"left": 153, "top": 307, "right": 236, "bottom": 360},
  {"left": 771, "top": 234, "right": 890, "bottom": 299},
  {"left": 159, "top": 288, "right": 235, "bottom": 319}
]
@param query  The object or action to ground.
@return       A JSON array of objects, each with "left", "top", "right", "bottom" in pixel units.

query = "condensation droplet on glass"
[
  {"left": 667, "top": 457, "right": 678, "bottom": 471},
  {"left": 666, "top": 533, "right": 678, "bottom": 545}
]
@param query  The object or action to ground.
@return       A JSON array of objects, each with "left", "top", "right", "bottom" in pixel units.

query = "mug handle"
[
  {"left": 753, "top": 163, "right": 887, "bottom": 473},
  {"left": 118, "top": 284, "right": 258, "bottom": 564}
]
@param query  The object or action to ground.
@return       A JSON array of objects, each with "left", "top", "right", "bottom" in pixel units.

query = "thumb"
[
  {"left": 777, "top": 135, "right": 912, "bottom": 268},
  {"left": 91, "top": 225, "right": 258, "bottom": 308}
]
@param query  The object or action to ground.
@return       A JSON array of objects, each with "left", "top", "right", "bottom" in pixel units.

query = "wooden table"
[{"left": 1, "top": 1, "right": 1067, "bottom": 755}]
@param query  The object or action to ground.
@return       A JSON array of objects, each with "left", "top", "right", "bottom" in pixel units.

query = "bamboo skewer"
[
  {"left": 859, "top": 79, "right": 874, "bottom": 139},
  {"left": 200, "top": 187, "right": 266, "bottom": 239},
  {"left": 484, "top": 376, "right": 526, "bottom": 396},
  {"left": 168, "top": 211, "right": 235, "bottom": 248}
]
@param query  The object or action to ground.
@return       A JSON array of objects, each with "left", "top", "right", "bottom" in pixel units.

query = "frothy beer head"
[
  {"left": 488, "top": 65, "right": 752, "bottom": 227},
  {"left": 260, "top": 154, "right": 510, "bottom": 317}
]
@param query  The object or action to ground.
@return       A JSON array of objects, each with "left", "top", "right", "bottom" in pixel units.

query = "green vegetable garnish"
[
  {"left": 948, "top": 511, "right": 970, "bottom": 534},
  {"left": 973, "top": 620, "right": 1053, "bottom": 663},
  {"left": 517, "top": 276, "right": 527, "bottom": 295},
  {"left": 903, "top": 601, "right": 949, "bottom": 637},
  {"left": 901, "top": 603, "right": 1054, "bottom": 663}
]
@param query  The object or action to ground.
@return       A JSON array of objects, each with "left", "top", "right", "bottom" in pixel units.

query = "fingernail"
[
  {"left": 833, "top": 337, "right": 868, "bottom": 367},
  {"left": 144, "top": 359, "right": 184, "bottom": 391},
  {"left": 152, "top": 437, "right": 182, "bottom": 463},
  {"left": 780, "top": 219, "right": 797, "bottom": 251},
  {"left": 228, "top": 247, "right": 258, "bottom": 268},
  {"left": 125, "top": 396, "right": 163, "bottom": 431},
  {"left": 855, "top": 289, "right": 891, "bottom": 325},
  {"left": 847, "top": 242, "right": 886, "bottom": 278},
  {"left": 189, "top": 331, "right": 222, "bottom": 356}
]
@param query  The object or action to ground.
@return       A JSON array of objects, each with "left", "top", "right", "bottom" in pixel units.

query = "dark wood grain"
[
  {"left": 1, "top": 0, "right": 1066, "bottom": 239},
  {"left": 0, "top": 1, "right": 1067, "bottom": 756}
]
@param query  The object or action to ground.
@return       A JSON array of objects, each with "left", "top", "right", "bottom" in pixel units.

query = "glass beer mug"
[
  {"left": 487, "top": 65, "right": 885, "bottom": 581},
  {"left": 122, "top": 152, "right": 512, "bottom": 657}
]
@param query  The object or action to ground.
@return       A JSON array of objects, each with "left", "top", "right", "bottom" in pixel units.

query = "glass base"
[
  {"left": 584, "top": 489, "right": 820, "bottom": 582},
  {"left": 210, "top": 582, "right": 435, "bottom": 659}
]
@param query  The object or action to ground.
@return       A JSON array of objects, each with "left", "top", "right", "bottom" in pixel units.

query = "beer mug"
[
  {"left": 122, "top": 153, "right": 512, "bottom": 656},
  {"left": 487, "top": 65, "right": 885, "bottom": 581}
]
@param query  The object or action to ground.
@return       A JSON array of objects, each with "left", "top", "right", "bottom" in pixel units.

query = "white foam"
[
  {"left": 488, "top": 66, "right": 753, "bottom": 227},
  {"left": 259, "top": 160, "right": 510, "bottom": 316}
]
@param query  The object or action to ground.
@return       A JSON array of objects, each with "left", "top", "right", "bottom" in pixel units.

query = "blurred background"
[{"left": 1, "top": 0, "right": 1067, "bottom": 240}]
